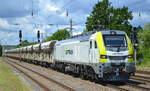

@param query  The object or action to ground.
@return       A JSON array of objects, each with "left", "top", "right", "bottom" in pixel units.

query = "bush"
[{"left": 138, "top": 24, "right": 150, "bottom": 65}]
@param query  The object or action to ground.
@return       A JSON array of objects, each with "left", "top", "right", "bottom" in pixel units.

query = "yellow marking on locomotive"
[
  {"left": 96, "top": 32, "right": 108, "bottom": 63},
  {"left": 128, "top": 58, "right": 134, "bottom": 62},
  {"left": 126, "top": 34, "right": 134, "bottom": 62},
  {"left": 100, "top": 59, "right": 108, "bottom": 63}
]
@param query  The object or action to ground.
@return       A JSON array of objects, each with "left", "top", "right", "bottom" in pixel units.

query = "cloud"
[
  {"left": 0, "top": 19, "right": 10, "bottom": 28},
  {"left": 0, "top": 0, "right": 39, "bottom": 18},
  {"left": 0, "top": 31, "right": 18, "bottom": 45},
  {"left": 0, "top": 0, "right": 150, "bottom": 45},
  {"left": 130, "top": 12, "right": 150, "bottom": 27},
  {"left": 110, "top": 0, "right": 150, "bottom": 13},
  {"left": 45, "top": 4, "right": 60, "bottom": 12}
]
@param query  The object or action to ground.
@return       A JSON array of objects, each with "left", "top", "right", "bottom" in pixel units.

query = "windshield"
[{"left": 103, "top": 35, "right": 127, "bottom": 47}]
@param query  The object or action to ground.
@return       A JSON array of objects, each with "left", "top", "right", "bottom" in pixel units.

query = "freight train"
[{"left": 5, "top": 30, "right": 136, "bottom": 81}]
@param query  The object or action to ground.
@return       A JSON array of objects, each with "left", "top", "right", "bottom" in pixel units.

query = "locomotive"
[{"left": 5, "top": 30, "right": 135, "bottom": 81}]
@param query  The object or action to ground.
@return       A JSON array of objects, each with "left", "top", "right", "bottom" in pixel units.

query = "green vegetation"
[
  {"left": 21, "top": 40, "right": 36, "bottom": 47},
  {"left": 46, "top": 29, "right": 70, "bottom": 41},
  {"left": 136, "top": 66, "right": 150, "bottom": 71},
  {"left": 0, "top": 57, "right": 33, "bottom": 91},
  {"left": 16, "top": 40, "right": 36, "bottom": 48},
  {"left": 86, "top": 0, "right": 133, "bottom": 35},
  {"left": 21, "top": 40, "right": 35, "bottom": 46},
  {"left": 137, "top": 23, "right": 150, "bottom": 66}
]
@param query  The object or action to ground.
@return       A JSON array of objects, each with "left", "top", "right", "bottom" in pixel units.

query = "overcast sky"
[{"left": 0, "top": 0, "right": 150, "bottom": 45}]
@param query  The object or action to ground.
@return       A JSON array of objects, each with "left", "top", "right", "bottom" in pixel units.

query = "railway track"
[
  {"left": 5, "top": 57, "right": 150, "bottom": 91},
  {"left": 131, "top": 77, "right": 150, "bottom": 83},
  {"left": 136, "top": 70, "right": 150, "bottom": 75},
  {"left": 126, "top": 80, "right": 150, "bottom": 91},
  {"left": 103, "top": 80, "right": 150, "bottom": 91},
  {"left": 105, "top": 80, "right": 150, "bottom": 91},
  {"left": 4, "top": 60, "right": 129, "bottom": 91},
  {"left": 5, "top": 58, "right": 75, "bottom": 91},
  {"left": 134, "top": 75, "right": 150, "bottom": 80},
  {"left": 128, "top": 71, "right": 150, "bottom": 91},
  {"left": 131, "top": 71, "right": 150, "bottom": 84},
  {"left": 104, "top": 83, "right": 130, "bottom": 91}
]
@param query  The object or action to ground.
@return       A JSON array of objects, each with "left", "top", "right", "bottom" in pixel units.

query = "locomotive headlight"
[
  {"left": 128, "top": 55, "right": 133, "bottom": 58},
  {"left": 100, "top": 55, "right": 107, "bottom": 59}
]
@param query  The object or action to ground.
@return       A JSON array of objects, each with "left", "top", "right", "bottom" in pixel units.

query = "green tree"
[
  {"left": 22, "top": 40, "right": 33, "bottom": 46},
  {"left": 86, "top": 0, "right": 133, "bottom": 35},
  {"left": 17, "top": 40, "right": 35, "bottom": 47},
  {"left": 46, "top": 29, "right": 70, "bottom": 41},
  {"left": 138, "top": 23, "right": 150, "bottom": 64},
  {"left": 82, "top": 28, "right": 88, "bottom": 33}
]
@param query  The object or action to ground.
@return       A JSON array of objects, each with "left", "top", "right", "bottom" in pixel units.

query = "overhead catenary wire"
[{"left": 60, "top": 0, "right": 73, "bottom": 11}]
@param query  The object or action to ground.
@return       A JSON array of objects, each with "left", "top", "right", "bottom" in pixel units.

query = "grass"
[
  {"left": 0, "top": 57, "right": 33, "bottom": 91},
  {"left": 136, "top": 58, "right": 150, "bottom": 71}
]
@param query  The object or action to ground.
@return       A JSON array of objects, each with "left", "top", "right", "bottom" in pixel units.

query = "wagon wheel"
[
  {"left": 80, "top": 71, "right": 84, "bottom": 79},
  {"left": 80, "top": 67, "right": 86, "bottom": 80}
]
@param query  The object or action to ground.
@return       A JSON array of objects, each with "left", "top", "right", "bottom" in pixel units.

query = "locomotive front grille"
[{"left": 108, "top": 56, "right": 126, "bottom": 61}]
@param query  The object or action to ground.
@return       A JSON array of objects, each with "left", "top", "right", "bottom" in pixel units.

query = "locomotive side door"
[
  {"left": 89, "top": 40, "right": 98, "bottom": 65},
  {"left": 89, "top": 40, "right": 92, "bottom": 64},
  {"left": 89, "top": 40, "right": 94, "bottom": 64},
  {"left": 93, "top": 40, "right": 99, "bottom": 63}
]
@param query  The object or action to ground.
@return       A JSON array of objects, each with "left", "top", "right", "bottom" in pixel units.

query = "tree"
[
  {"left": 82, "top": 28, "right": 88, "bottom": 33},
  {"left": 86, "top": 0, "right": 133, "bottom": 35},
  {"left": 138, "top": 23, "right": 150, "bottom": 63},
  {"left": 46, "top": 29, "right": 70, "bottom": 41},
  {"left": 143, "top": 23, "right": 150, "bottom": 30},
  {"left": 17, "top": 40, "right": 35, "bottom": 47}
]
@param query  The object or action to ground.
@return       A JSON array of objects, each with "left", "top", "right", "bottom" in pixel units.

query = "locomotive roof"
[
  {"left": 56, "top": 34, "right": 91, "bottom": 45},
  {"left": 56, "top": 30, "right": 126, "bottom": 45},
  {"left": 101, "top": 30, "right": 125, "bottom": 35}
]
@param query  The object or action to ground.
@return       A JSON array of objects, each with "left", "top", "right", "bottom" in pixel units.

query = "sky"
[{"left": 0, "top": 0, "right": 150, "bottom": 45}]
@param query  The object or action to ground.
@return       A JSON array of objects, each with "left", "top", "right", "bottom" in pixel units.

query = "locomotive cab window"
[
  {"left": 94, "top": 41, "right": 97, "bottom": 48},
  {"left": 90, "top": 41, "right": 92, "bottom": 49},
  {"left": 103, "top": 35, "right": 127, "bottom": 47}
]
